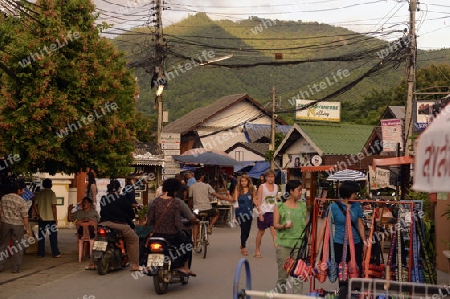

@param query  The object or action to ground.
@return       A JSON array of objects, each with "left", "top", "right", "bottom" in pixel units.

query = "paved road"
[
  {"left": 2, "top": 221, "right": 290, "bottom": 299},
  {"left": 2, "top": 221, "right": 449, "bottom": 299}
]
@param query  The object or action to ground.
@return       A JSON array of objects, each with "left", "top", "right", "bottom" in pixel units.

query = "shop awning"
[
  {"left": 301, "top": 165, "right": 335, "bottom": 172},
  {"left": 371, "top": 156, "right": 414, "bottom": 171}
]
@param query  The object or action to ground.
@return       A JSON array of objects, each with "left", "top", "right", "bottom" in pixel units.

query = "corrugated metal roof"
[
  {"left": 388, "top": 106, "right": 405, "bottom": 119},
  {"left": 300, "top": 123, "right": 373, "bottom": 155},
  {"left": 225, "top": 142, "right": 269, "bottom": 156},
  {"left": 132, "top": 141, "right": 164, "bottom": 166},
  {"left": 275, "top": 122, "right": 373, "bottom": 156},
  {"left": 162, "top": 93, "right": 287, "bottom": 135},
  {"left": 243, "top": 123, "right": 292, "bottom": 143}
]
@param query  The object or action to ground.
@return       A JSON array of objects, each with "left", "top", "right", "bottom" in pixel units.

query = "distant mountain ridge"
[{"left": 113, "top": 13, "right": 450, "bottom": 124}]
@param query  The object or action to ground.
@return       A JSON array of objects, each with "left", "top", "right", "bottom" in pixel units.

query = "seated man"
[
  {"left": 188, "top": 170, "right": 230, "bottom": 249},
  {"left": 99, "top": 180, "right": 140, "bottom": 271},
  {"left": 68, "top": 197, "right": 99, "bottom": 270},
  {"left": 69, "top": 197, "right": 99, "bottom": 235}
]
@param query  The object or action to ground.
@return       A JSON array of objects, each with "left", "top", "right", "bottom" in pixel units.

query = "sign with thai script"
[
  {"left": 381, "top": 118, "right": 403, "bottom": 152},
  {"left": 295, "top": 100, "right": 341, "bottom": 122}
]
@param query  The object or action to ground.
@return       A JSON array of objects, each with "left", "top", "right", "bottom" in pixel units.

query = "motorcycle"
[
  {"left": 145, "top": 223, "right": 192, "bottom": 294},
  {"left": 92, "top": 224, "right": 129, "bottom": 275}
]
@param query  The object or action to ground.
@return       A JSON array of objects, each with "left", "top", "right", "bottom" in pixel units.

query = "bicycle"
[{"left": 194, "top": 211, "right": 210, "bottom": 259}]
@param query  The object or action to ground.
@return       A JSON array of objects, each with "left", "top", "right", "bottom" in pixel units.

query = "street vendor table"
[{"left": 217, "top": 201, "right": 235, "bottom": 227}]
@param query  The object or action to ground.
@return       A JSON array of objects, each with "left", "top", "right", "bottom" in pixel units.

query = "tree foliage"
[
  {"left": 113, "top": 13, "right": 450, "bottom": 125},
  {"left": 343, "top": 63, "right": 450, "bottom": 125},
  {"left": 0, "top": 0, "right": 138, "bottom": 176}
]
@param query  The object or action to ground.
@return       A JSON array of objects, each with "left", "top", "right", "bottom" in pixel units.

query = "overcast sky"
[{"left": 95, "top": 0, "right": 450, "bottom": 50}]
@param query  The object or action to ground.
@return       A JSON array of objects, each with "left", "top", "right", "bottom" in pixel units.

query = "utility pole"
[
  {"left": 270, "top": 86, "right": 276, "bottom": 171},
  {"left": 404, "top": 0, "right": 417, "bottom": 156},
  {"left": 154, "top": 0, "right": 165, "bottom": 148}
]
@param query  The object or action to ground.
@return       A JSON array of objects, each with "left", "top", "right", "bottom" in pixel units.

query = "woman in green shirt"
[{"left": 273, "top": 180, "right": 307, "bottom": 295}]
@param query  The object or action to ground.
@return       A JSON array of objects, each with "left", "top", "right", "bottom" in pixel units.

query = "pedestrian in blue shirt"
[{"left": 231, "top": 174, "right": 255, "bottom": 256}]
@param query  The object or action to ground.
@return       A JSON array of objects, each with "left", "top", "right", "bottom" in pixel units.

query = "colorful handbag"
[
  {"left": 347, "top": 206, "right": 360, "bottom": 279},
  {"left": 327, "top": 210, "right": 338, "bottom": 283},
  {"left": 315, "top": 214, "right": 329, "bottom": 283},
  {"left": 283, "top": 255, "right": 297, "bottom": 275},
  {"left": 338, "top": 206, "right": 349, "bottom": 282},
  {"left": 291, "top": 210, "right": 313, "bottom": 281},
  {"left": 364, "top": 213, "right": 385, "bottom": 279}
]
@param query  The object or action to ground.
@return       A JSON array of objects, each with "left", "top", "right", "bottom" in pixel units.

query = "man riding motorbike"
[{"left": 99, "top": 179, "right": 140, "bottom": 271}]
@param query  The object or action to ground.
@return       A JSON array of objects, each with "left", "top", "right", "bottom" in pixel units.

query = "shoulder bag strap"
[
  {"left": 341, "top": 207, "right": 348, "bottom": 262},
  {"left": 347, "top": 206, "right": 358, "bottom": 272},
  {"left": 150, "top": 199, "right": 173, "bottom": 237},
  {"left": 336, "top": 201, "right": 362, "bottom": 241}
]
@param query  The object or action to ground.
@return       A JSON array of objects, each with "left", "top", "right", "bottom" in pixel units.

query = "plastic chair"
[{"left": 76, "top": 220, "right": 97, "bottom": 262}]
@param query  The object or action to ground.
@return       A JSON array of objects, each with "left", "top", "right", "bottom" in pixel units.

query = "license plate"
[
  {"left": 147, "top": 254, "right": 165, "bottom": 267},
  {"left": 93, "top": 241, "right": 108, "bottom": 251}
]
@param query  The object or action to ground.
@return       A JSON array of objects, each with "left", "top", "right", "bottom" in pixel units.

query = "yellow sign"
[{"left": 295, "top": 100, "right": 341, "bottom": 122}]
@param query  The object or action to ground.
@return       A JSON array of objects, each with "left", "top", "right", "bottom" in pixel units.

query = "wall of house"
[
  {"left": 281, "top": 137, "right": 317, "bottom": 168},
  {"left": 285, "top": 138, "right": 316, "bottom": 154},
  {"left": 227, "top": 147, "right": 265, "bottom": 162},
  {"left": 34, "top": 172, "right": 74, "bottom": 228}
]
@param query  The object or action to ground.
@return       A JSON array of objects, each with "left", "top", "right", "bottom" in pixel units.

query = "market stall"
[{"left": 306, "top": 197, "right": 435, "bottom": 292}]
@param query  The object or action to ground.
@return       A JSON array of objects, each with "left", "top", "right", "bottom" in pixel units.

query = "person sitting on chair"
[{"left": 68, "top": 197, "right": 99, "bottom": 270}]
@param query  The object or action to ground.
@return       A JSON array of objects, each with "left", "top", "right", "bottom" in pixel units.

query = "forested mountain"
[{"left": 113, "top": 13, "right": 450, "bottom": 125}]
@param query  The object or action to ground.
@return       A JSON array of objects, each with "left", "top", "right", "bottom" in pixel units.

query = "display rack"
[{"left": 310, "top": 198, "right": 417, "bottom": 292}]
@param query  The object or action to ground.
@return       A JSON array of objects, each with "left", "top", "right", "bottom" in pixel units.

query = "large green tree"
[{"left": 0, "top": 0, "right": 138, "bottom": 176}]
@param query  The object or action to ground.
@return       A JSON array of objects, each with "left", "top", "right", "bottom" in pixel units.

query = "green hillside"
[{"left": 112, "top": 13, "right": 450, "bottom": 124}]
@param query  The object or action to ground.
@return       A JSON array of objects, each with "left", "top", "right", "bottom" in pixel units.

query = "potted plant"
[{"left": 137, "top": 205, "right": 148, "bottom": 225}]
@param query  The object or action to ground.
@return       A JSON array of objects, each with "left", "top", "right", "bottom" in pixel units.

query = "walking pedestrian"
[
  {"left": 273, "top": 180, "right": 307, "bottom": 294},
  {"left": 231, "top": 174, "right": 255, "bottom": 256},
  {"left": 0, "top": 180, "right": 30, "bottom": 273},
  {"left": 254, "top": 170, "right": 278, "bottom": 258},
  {"left": 33, "top": 179, "right": 63, "bottom": 258}
]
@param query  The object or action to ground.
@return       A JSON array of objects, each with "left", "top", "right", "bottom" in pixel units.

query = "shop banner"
[
  {"left": 295, "top": 100, "right": 340, "bottom": 122},
  {"left": 369, "top": 166, "right": 395, "bottom": 190},
  {"left": 414, "top": 104, "right": 450, "bottom": 192}
]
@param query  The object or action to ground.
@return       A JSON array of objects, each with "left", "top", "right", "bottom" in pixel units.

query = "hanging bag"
[
  {"left": 327, "top": 210, "right": 338, "bottom": 283},
  {"left": 292, "top": 212, "right": 313, "bottom": 281},
  {"left": 338, "top": 206, "right": 349, "bottom": 282},
  {"left": 364, "top": 213, "right": 385, "bottom": 278},
  {"left": 315, "top": 215, "right": 329, "bottom": 283},
  {"left": 283, "top": 240, "right": 300, "bottom": 275},
  {"left": 347, "top": 206, "right": 360, "bottom": 279}
]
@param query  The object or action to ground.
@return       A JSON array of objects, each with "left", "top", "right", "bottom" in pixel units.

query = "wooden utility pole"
[
  {"left": 404, "top": 0, "right": 417, "bottom": 156},
  {"left": 270, "top": 86, "right": 276, "bottom": 170},
  {"left": 155, "top": 0, "right": 165, "bottom": 148}
]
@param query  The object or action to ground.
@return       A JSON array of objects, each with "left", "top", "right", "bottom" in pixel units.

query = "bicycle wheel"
[
  {"left": 202, "top": 223, "right": 208, "bottom": 259},
  {"left": 195, "top": 225, "right": 202, "bottom": 254}
]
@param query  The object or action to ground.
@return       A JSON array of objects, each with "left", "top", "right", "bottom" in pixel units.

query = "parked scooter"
[
  {"left": 145, "top": 222, "right": 193, "bottom": 294},
  {"left": 93, "top": 224, "right": 129, "bottom": 275}
]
